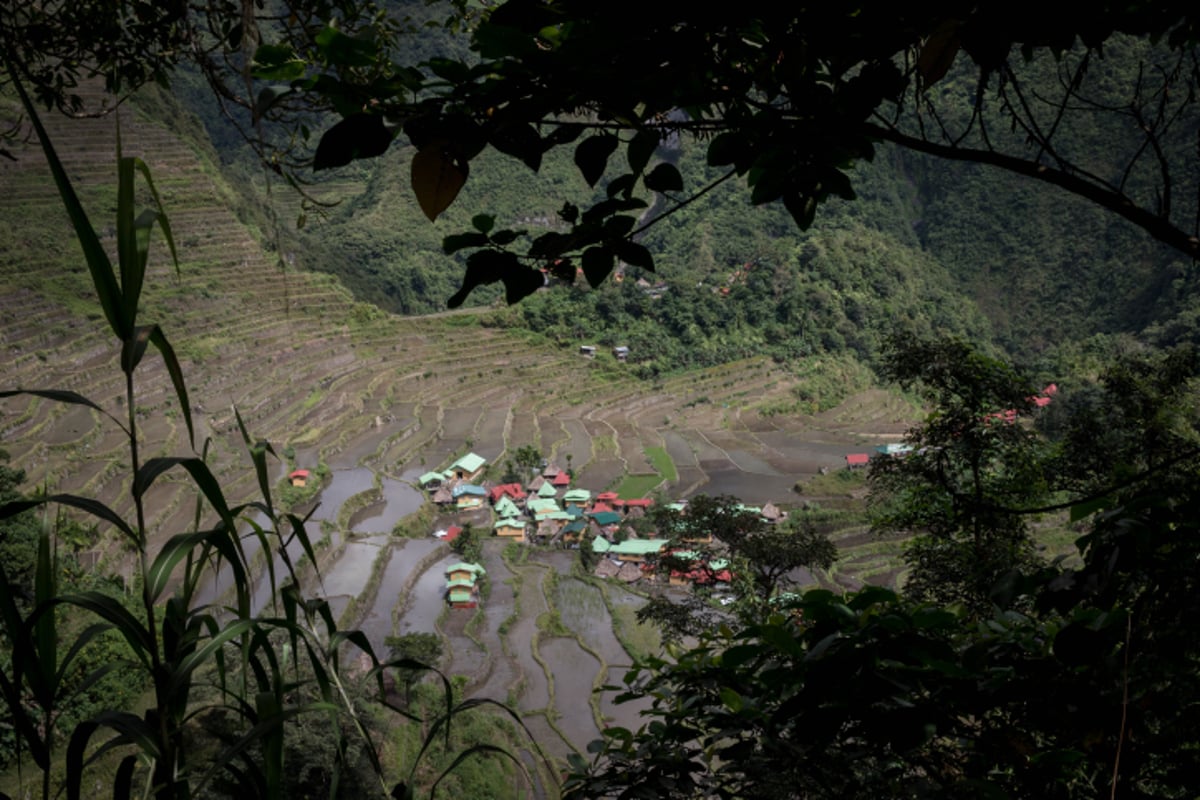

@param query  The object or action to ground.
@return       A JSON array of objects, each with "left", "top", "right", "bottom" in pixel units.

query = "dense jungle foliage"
[{"left": 6, "top": 2, "right": 1200, "bottom": 798}]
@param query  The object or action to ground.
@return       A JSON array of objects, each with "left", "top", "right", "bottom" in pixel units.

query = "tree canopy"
[{"left": 6, "top": 2, "right": 1200, "bottom": 305}]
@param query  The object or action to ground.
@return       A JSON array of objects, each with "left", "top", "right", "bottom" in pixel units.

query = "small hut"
[
  {"left": 616, "top": 563, "right": 642, "bottom": 583},
  {"left": 288, "top": 469, "right": 311, "bottom": 488}
]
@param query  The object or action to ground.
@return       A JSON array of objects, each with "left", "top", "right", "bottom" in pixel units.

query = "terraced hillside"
[
  {"left": 1, "top": 90, "right": 913, "bottom": 537},
  {"left": 0, "top": 88, "right": 920, "bottom": 778}
]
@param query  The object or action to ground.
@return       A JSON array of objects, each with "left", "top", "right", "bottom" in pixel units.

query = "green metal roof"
[
  {"left": 494, "top": 517, "right": 526, "bottom": 530},
  {"left": 450, "top": 452, "right": 487, "bottom": 473},
  {"left": 589, "top": 511, "right": 622, "bottom": 526},
  {"left": 563, "top": 489, "right": 591, "bottom": 502},
  {"left": 494, "top": 496, "right": 520, "bottom": 518},
  {"left": 445, "top": 562, "right": 486, "bottom": 576},
  {"left": 593, "top": 538, "right": 668, "bottom": 556},
  {"left": 537, "top": 482, "right": 558, "bottom": 498},
  {"left": 446, "top": 577, "right": 476, "bottom": 589},
  {"left": 418, "top": 471, "right": 443, "bottom": 486}
]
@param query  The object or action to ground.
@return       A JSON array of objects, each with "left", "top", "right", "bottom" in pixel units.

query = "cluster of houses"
[
  {"left": 418, "top": 451, "right": 788, "bottom": 605},
  {"left": 844, "top": 384, "right": 1059, "bottom": 469}
]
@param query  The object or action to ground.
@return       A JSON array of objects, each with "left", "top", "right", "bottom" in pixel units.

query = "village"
[{"left": 412, "top": 451, "right": 788, "bottom": 609}]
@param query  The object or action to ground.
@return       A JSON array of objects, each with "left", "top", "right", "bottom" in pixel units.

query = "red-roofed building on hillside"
[
  {"left": 552, "top": 471, "right": 571, "bottom": 487},
  {"left": 595, "top": 492, "right": 619, "bottom": 504},
  {"left": 617, "top": 498, "right": 653, "bottom": 510},
  {"left": 845, "top": 454, "right": 870, "bottom": 469},
  {"left": 442, "top": 526, "right": 462, "bottom": 543},
  {"left": 591, "top": 502, "right": 615, "bottom": 514},
  {"left": 288, "top": 469, "right": 311, "bottom": 487},
  {"left": 488, "top": 483, "right": 527, "bottom": 503}
]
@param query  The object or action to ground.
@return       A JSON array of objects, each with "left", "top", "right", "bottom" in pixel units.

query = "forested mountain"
[{"left": 163, "top": 29, "right": 1198, "bottom": 379}]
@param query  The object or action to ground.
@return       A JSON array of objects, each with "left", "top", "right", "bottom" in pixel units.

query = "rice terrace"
[{"left": 0, "top": 90, "right": 922, "bottom": 793}]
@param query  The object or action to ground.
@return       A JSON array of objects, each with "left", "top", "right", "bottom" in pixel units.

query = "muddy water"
[
  {"left": 308, "top": 467, "right": 375, "bottom": 523},
  {"left": 471, "top": 543, "right": 518, "bottom": 698},
  {"left": 395, "top": 552, "right": 456, "bottom": 635},
  {"left": 535, "top": 550, "right": 576, "bottom": 576},
  {"left": 540, "top": 637, "right": 602, "bottom": 750},
  {"left": 320, "top": 536, "right": 386, "bottom": 597},
  {"left": 555, "top": 579, "right": 653, "bottom": 733},
  {"left": 508, "top": 564, "right": 551, "bottom": 711},
  {"left": 361, "top": 538, "right": 443, "bottom": 652},
  {"left": 698, "top": 463, "right": 798, "bottom": 504},
  {"left": 351, "top": 478, "right": 424, "bottom": 534}
]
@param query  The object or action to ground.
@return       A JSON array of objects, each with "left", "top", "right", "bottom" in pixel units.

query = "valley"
[{"left": 1, "top": 84, "right": 919, "bottom": 791}]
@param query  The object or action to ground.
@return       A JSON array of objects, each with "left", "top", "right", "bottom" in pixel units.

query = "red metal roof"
[
  {"left": 443, "top": 525, "right": 463, "bottom": 543},
  {"left": 288, "top": 469, "right": 311, "bottom": 478},
  {"left": 845, "top": 454, "right": 870, "bottom": 466},
  {"left": 488, "top": 483, "right": 527, "bottom": 502},
  {"left": 552, "top": 472, "right": 571, "bottom": 486}
]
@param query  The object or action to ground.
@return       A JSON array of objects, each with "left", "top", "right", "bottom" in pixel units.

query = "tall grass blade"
[
  {"left": 255, "top": 691, "right": 285, "bottom": 800},
  {"left": 60, "top": 592, "right": 154, "bottom": 669},
  {"left": 116, "top": 156, "right": 142, "bottom": 329},
  {"left": 429, "top": 744, "right": 530, "bottom": 799},
  {"left": 132, "top": 157, "right": 180, "bottom": 277},
  {"left": 7, "top": 67, "right": 127, "bottom": 339},
  {"left": 32, "top": 528, "right": 57, "bottom": 708},
  {"left": 0, "top": 495, "right": 137, "bottom": 545},
  {"left": 149, "top": 326, "right": 196, "bottom": 448},
  {"left": 0, "top": 389, "right": 127, "bottom": 433},
  {"left": 113, "top": 754, "right": 138, "bottom": 800}
]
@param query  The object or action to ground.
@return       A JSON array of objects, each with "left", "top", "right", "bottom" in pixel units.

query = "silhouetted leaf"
[
  {"left": 575, "top": 135, "right": 619, "bottom": 187},
  {"left": 644, "top": 162, "right": 683, "bottom": 192},
  {"left": 314, "top": 114, "right": 395, "bottom": 171},
  {"left": 707, "top": 131, "right": 743, "bottom": 167},
  {"left": 917, "top": 20, "right": 962, "bottom": 87},
  {"left": 582, "top": 246, "right": 614, "bottom": 288},
  {"left": 251, "top": 44, "right": 305, "bottom": 81},
  {"left": 426, "top": 57, "right": 471, "bottom": 83},
  {"left": 613, "top": 239, "right": 654, "bottom": 271},
  {"left": 315, "top": 25, "right": 379, "bottom": 67},
  {"left": 254, "top": 85, "right": 294, "bottom": 119},
  {"left": 411, "top": 144, "right": 468, "bottom": 221},
  {"left": 783, "top": 192, "right": 818, "bottom": 229},
  {"left": 627, "top": 130, "right": 659, "bottom": 174},
  {"left": 490, "top": 121, "right": 543, "bottom": 171},
  {"left": 471, "top": 214, "right": 495, "bottom": 234},
  {"left": 606, "top": 173, "right": 636, "bottom": 199},
  {"left": 447, "top": 249, "right": 519, "bottom": 308},
  {"left": 443, "top": 232, "right": 489, "bottom": 255}
]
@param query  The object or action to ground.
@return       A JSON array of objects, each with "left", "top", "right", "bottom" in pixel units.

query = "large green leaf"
[{"left": 412, "top": 143, "right": 469, "bottom": 221}]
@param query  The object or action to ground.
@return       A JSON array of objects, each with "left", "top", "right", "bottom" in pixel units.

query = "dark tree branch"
[{"left": 864, "top": 122, "right": 1200, "bottom": 259}]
